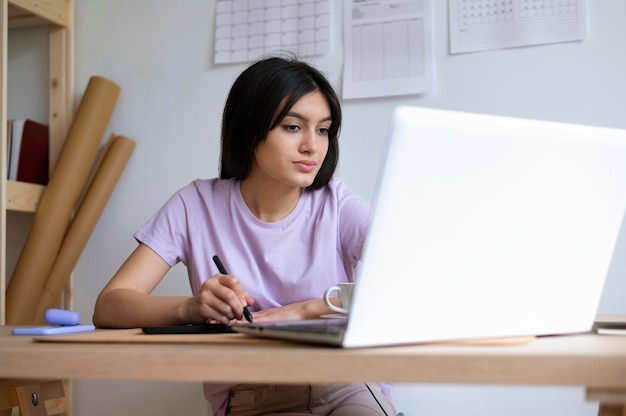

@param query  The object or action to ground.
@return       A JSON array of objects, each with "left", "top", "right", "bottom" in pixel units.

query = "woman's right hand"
[{"left": 185, "top": 273, "right": 255, "bottom": 324}]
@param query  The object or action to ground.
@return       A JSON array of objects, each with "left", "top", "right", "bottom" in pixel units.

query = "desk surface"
[{"left": 1, "top": 326, "right": 626, "bottom": 388}]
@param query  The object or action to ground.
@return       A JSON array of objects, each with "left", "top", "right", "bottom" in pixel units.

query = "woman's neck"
[{"left": 239, "top": 178, "right": 303, "bottom": 223}]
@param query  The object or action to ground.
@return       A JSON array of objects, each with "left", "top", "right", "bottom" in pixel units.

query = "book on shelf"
[
  {"left": 7, "top": 119, "right": 25, "bottom": 180},
  {"left": 6, "top": 118, "right": 49, "bottom": 185}
]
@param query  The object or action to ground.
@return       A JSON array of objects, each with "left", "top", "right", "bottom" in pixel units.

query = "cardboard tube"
[
  {"left": 6, "top": 76, "right": 120, "bottom": 324},
  {"left": 73, "top": 132, "right": 117, "bottom": 212},
  {"left": 81, "top": 133, "right": 118, "bottom": 201},
  {"left": 34, "top": 135, "right": 136, "bottom": 322}
]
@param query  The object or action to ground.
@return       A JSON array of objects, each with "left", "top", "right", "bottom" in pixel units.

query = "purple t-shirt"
[
  {"left": 134, "top": 176, "right": 371, "bottom": 414},
  {"left": 135, "top": 177, "right": 370, "bottom": 308}
]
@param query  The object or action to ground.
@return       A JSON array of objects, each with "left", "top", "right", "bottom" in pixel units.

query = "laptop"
[{"left": 233, "top": 106, "right": 626, "bottom": 348}]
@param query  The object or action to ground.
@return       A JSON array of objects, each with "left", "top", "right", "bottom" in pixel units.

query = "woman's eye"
[
  {"left": 285, "top": 125, "right": 300, "bottom": 132},
  {"left": 317, "top": 127, "right": 329, "bottom": 135}
]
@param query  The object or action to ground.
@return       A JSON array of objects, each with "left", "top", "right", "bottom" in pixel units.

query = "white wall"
[{"left": 21, "top": 0, "right": 626, "bottom": 414}]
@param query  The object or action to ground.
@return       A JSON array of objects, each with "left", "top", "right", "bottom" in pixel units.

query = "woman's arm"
[
  {"left": 93, "top": 243, "right": 253, "bottom": 328},
  {"left": 93, "top": 243, "right": 188, "bottom": 328}
]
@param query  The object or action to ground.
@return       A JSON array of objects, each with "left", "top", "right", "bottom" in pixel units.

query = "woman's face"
[{"left": 250, "top": 90, "right": 331, "bottom": 190}]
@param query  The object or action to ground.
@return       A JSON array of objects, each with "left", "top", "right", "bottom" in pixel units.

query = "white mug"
[{"left": 323, "top": 282, "right": 355, "bottom": 314}]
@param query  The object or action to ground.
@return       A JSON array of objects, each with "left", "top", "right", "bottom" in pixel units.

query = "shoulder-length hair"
[{"left": 219, "top": 55, "right": 342, "bottom": 191}]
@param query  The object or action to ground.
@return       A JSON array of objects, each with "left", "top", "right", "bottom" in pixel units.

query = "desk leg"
[
  {"left": 0, "top": 380, "right": 65, "bottom": 416},
  {"left": 15, "top": 384, "right": 48, "bottom": 416},
  {"left": 587, "top": 389, "right": 626, "bottom": 416}
]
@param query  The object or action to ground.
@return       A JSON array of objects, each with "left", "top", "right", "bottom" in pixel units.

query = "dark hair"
[{"left": 220, "top": 56, "right": 342, "bottom": 191}]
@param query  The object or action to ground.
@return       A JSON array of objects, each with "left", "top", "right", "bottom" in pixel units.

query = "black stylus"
[{"left": 212, "top": 255, "right": 253, "bottom": 323}]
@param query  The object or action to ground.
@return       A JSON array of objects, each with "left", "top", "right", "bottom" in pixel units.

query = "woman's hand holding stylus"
[{"left": 185, "top": 273, "right": 254, "bottom": 325}]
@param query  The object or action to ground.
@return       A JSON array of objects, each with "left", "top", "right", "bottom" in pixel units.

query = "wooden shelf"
[
  {"left": 0, "top": 0, "right": 73, "bottom": 415},
  {"left": 1, "top": 1, "right": 73, "bottom": 413},
  {"left": 8, "top": 0, "right": 70, "bottom": 28},
  {"left": 4, "top": 1, "right": 72, "bottom": 214},
  {"left": 6, "top": 180, "right": 45, "bottom": 212},
  {"left": 2, "top": 0, "right": 73, "bottom": 326}
]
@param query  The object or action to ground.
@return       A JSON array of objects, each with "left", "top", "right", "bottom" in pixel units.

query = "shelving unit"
[
  {"left": 1, "top": 2, "right": 73, "bottom": 414},
  {"left": 1, "top": 0, "right": 73, "bottom": 325}
]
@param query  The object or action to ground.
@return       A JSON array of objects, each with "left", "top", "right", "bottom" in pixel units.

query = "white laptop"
[{"left": 234, "top": 106, "right": 626, "bottom": 348}]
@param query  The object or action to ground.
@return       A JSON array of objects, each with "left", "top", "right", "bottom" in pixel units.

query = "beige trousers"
[{"left": 226, "top": 383, "right": 396, "bottom": 416}]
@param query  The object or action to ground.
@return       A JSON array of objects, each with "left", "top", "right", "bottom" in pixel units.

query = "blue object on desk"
[
  {"left": 12, "top": 324, "right": 95, "bottom": 336},
  {"left": 44, "top": 308, "right": 80, "bottom": 326},
  {"left": 12, "top": 308, "right": 95, "bottom": 336}
]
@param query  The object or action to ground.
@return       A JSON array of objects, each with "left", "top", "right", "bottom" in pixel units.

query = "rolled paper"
[
  {"left": 33, "top": 133, "right": 117, "bottom": 322},
  {"left": 76, "top": 132, "right": 117, "bottom": 208},
  {"left": 6, "top": 76, "right": 121, "bottom": 324},
  {"left": 34, "top": 135, "right": 136, "bottom": 322}
]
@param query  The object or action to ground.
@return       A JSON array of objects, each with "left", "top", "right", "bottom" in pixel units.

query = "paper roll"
[
  {"left": 6, "top": 76, "right": 121, "bottom": 324},
  {"left": 34, "top": 135, "right": 136, "bottom": 322}
]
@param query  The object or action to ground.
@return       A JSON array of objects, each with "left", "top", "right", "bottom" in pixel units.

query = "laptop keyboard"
[{"left": 248, "top": 319, "right": 346, "bottom": 335}]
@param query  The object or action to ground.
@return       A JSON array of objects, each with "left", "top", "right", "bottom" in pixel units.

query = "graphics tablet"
[{"left": 142, "top": 324, "right": 235, "bottom": 334}]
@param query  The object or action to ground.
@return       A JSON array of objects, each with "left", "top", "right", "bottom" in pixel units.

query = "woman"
[{"left": 93, "top": 56, "right": 396, "bottom": 416}]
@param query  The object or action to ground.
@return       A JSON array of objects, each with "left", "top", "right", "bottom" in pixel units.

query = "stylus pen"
[{"left": 212, "top": 255, "right": 253, "bottom": 323}]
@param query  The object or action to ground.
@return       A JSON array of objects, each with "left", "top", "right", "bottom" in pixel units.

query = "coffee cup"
[{"left": 323, "top": 282, "right": 355, "bottom": 314}]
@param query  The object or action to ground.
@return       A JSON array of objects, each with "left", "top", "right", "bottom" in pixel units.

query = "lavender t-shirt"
[{"left": 134, "top": 176, "right": 371, "bottom": 414}]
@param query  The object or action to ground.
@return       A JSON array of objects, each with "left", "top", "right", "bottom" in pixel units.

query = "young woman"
[{"left": 93, "top": 56, "right": 396, "bottom": 416}]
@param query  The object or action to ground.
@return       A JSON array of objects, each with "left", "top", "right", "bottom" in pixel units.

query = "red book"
[{"left": 16, "top": 119, "right": 49, "bottom": 185}]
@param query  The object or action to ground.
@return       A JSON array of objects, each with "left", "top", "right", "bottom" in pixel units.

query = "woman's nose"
[{"left": 300, "top": 130, "right": 318, "bottom": 153}]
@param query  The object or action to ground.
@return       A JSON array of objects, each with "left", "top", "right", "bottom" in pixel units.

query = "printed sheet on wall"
[
  {"left": 214, "top": 0, "right": 331, "bottom": 65},
  {"left": 449, "top": 0, "right": 587, "bottom": 54},
  {"left": 342, "top": 0, "right": 434, "bottom": 100}
]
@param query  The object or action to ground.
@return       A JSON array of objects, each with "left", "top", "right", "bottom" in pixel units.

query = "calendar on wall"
[
  {"left": 214, "top": 0, "right": 331, "bottom": 65},
  {"left": 449, "top": 0, "right": 587, "bottom": 54}
]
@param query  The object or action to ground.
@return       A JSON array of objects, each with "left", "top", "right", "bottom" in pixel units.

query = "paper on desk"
[
  {"left": 449, "top": 0, "right": 587, "bottom": 54},
  {"left": 342, "top": 0, "right": 433, "bottom": 99}
]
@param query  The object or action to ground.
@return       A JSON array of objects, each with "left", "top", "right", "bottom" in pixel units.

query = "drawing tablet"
[{"left": 142, "top": 324, "right": 235, "bottom": 334}]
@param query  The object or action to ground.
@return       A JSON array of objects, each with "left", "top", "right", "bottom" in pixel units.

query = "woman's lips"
[{"left": 294, "top": 160, "right": 316, "bottom": 173}]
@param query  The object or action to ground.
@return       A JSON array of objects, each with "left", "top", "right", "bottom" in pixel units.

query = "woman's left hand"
[{"left": 245, "top": 298, "right": 334, "bottom": 322}]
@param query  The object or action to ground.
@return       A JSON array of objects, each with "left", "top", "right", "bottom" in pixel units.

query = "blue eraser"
[{"left": 44, "top": 309, "right": 80, "bottom": 326}]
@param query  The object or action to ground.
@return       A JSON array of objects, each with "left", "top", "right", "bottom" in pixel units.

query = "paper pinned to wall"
[
  {"left": 214, "top": 0, "right": 331, "bottom": 65},
  {"left": 449, "top": 0, "right": 587, "bottom": 54},
  {"left": 342, "top": 0, "right": 433, "bottom": 100}
]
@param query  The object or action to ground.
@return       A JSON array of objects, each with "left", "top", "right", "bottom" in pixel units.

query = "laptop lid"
[
  {"left": 235, "top": 106, "right": 626, "bottom": 348},
  {"left": 342, "top": 106, "right": 626, "bottom": 347}
]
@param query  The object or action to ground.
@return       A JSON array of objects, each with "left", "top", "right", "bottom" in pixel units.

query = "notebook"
[{"left": 233, "top": 106, "right": 626, "bottom": 348}]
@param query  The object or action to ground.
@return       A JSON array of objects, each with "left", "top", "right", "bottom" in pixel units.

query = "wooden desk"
[{"left": 1, "top": 326, "right": 625, "bottom": 415}]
